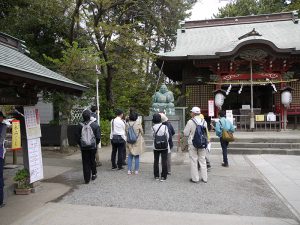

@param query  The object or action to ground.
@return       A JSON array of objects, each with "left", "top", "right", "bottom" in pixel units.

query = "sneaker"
[
  {"left": 160, "top": 178, "right": 166, "bottom": 182},
  {"left": 155, "top": 177, "right": 160, "bottom": 181},
  {"left": 190, "top": 178, "right": 199, "bottom": 184},
  {"left": 222, "top": 163, "right": 229, "bottom": 167},
  {"left": 134, "top": 171, "right": 139, "bottom": 175},
  {"left": 201, "top": 178, "right": 207, "bottom": 183},
  {"left": 118, "top": 167, "right": 124, "bottom": 170},
  {"left": 91, "top": 174, "right": 97, "bottom": 180},
  {"left": 112, "top": 166, "right": 117, "bottom": 170},
  {"left": 127, "top": 171, "right": 132, "bottom": 175}
]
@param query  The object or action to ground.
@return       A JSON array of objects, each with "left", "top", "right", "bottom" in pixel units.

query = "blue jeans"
[
  {"left": 127, "top": 154, "right": 139, "bottom": 171},
  {"left": 220, "top": 138, "right": 229, "bottom": 164}
]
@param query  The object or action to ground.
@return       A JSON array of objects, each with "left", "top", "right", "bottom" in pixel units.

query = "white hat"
[
  {"left": 191, "top": 106, "right": 201, "bottom": 114},
  {"left": 159, "top": 113, "right": 168, "bottom": 123}
]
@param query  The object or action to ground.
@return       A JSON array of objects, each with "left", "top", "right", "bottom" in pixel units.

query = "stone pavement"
[
  {"left": 247, "top": 155, "right": 300, "bottom": 220},
  {"left": 1, "top": 146, "right": 300, "bottom": 225}
]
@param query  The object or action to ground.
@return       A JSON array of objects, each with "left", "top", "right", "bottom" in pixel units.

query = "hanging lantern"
[
  {"left": 213, "top": 89, "right": 226, "bottom": 109},
  {"left": 280, "top": 87, "right": 293, "bottom": 108}
]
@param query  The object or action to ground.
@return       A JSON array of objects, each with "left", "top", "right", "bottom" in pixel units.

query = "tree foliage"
[
  {"left": 0, "top": 0, "right": 196, "bottom": 120},
  {"left": 215, "top": 0, "right": 289, "bottom": 18}
]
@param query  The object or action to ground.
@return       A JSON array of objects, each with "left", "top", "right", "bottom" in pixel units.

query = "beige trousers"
[{"left": 188, "top": 145, "right": 207, "bottom": 182}]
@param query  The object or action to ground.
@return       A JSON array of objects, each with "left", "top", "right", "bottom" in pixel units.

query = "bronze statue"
[{"left": 151, "top": 84, "right": 175, "bottom": 115}]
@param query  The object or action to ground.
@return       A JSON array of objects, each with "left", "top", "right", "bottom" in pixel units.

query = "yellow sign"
[
  {"left": 255, "top": 115, "right": 265, "bottom": 122},
  {"left": 12, "top": 120, "right": 21, "bottom": 150}
]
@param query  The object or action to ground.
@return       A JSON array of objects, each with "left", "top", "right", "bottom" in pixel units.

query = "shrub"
[
  {"left": 14, "top": 168, "right": 30, "bottom": 189},
  {"left": 100, "top": 119, "right": 111, "bottom": 146}
]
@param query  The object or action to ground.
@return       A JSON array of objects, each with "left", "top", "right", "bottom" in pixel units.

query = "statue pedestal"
[{"left": 143, "top": 115, "right": 180, "bottom": 152}]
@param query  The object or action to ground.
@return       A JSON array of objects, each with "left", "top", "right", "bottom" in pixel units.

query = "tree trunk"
[
  {"left": 60, "top": 115, "right": 69, "bottom": 152},
  {"left": 69, "top": 0, "right": 82, "bottom": 43},
  {"left": 105, "top": 64, "right": 114, "bottom": 108}
]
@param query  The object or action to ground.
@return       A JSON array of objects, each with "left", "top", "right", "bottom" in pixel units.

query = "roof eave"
[{"left": 0, "top": 66, "right": 87, "bottom": 95}]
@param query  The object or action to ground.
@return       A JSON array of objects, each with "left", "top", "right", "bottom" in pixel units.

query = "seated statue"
[{"left": 151, "top": 84, "right": 175, "bottom": 115}]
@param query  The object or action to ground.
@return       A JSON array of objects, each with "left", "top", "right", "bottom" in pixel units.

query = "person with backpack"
[
  {"left": 110, "top": 109, "right": 126, "bottom": 170},
  {"left": 90, "top": 105, "right": 102, "bottom": 167},
  {"left": 214, "top": 110, "right": 235, "bottom": 167},
  {"left": 160, "top": 113, "right": 175, "bottom": 175},
  {"left": 152, "top": 113, "right": 170, "bottom": 182},
  {"left": 184, "top": 107, "right": 208, "bottom": 183},
  {"left": 76, "top": 110, "right": 101, "bottom": 184},
  {"left": 126, "top": 112, "right": 144, "bottom": 175}
]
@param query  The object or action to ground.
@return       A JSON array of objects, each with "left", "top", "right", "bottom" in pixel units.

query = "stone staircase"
[
  {"left": 144, "top": 131, "right": 300, "bottom": 155},
  {"left": 209, "top": 133, "right": 300, "bottom": 155}
]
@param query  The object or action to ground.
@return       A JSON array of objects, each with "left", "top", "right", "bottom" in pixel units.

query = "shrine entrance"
[{"left": 222, "top": 85, "right": 274, "bottom": 114}]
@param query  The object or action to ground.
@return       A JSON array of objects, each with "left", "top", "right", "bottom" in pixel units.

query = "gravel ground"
[{"left": 56, "top": 155, "right": 296, "bottom": 219}]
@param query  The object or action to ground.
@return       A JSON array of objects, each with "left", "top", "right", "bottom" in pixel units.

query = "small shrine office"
[{"left": 157, "top": 11, "right": 300, "bottom": 129}]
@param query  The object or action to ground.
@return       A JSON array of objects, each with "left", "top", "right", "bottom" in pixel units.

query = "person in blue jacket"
[{"left": 214, "top": 110, "right": 235, "bottom": 167}]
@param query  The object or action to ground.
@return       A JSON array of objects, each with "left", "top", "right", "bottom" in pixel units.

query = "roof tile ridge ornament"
[{"left": 238, "top": 28, "right": 262, "bottom": 40}]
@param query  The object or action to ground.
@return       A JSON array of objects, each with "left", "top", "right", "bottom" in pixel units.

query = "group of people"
[{"left": 76, "top": 106, "right": 234, "bottom": 185}]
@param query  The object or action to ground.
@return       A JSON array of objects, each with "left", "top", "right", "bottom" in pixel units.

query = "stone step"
[
  {"left": 210, "top": 137, "right": 299, "bottom": 143},
  {"left": 145, "top": 146, "right": 300, "bottom": 155},
  {"left": 210, "top": 142, "right": 300, "bottom": 149}
]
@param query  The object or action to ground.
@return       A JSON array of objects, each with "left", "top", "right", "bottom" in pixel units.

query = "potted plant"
[{"left": 14, "top": 168, "right": 31, "bottom": 195}]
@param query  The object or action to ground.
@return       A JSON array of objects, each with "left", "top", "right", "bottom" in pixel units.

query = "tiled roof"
[
  {"left": 0, "top": 43, "right": 87, "bottom": 92},
  {"left": 159, "top": 17, "right": 300, "bottom": 59}
]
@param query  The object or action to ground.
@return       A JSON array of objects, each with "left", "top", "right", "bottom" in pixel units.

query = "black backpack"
[
  {"left": 192, "top": 119, "right": 208, "bottom": 149},
  {"left": 153, "top": 124, "right": 168, "bottom": 150}
]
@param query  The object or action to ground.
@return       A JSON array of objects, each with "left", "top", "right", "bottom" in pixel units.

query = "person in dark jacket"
[
  {"left": 90, "top": 105, "right": 102, "bottom": 167},
  {"left": 0, "top": 111, "right": 7, "bottom": 207},
  {"left": 160, "top": 113, "right": 175, "bottom": 175},
  {"left": 76, "top": 110, "right": 101, "bottom": 184}
]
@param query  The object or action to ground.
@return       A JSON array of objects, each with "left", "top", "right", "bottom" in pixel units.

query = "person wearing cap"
[
  {"left": 110, "top": 109, "right": 126, "bottom": 170},
  {"left": 184, "top": 107, "right": 208, "bottom": 183},
  {"left": 200, "top": 113, "right": 211, "bottom": 170},
  {"left": 160, "top": 113, "right": 175, "bottom": 175},
  {"left": 76, "top": 110, "right": 101, "bottom": 184},
  {"left": 0, "top": 111, "right": 7, "bottom": 207}
]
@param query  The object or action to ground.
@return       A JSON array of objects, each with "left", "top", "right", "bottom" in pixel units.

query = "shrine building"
[{"left": 157, "top": 11, "right": 300, "bottom": 129}]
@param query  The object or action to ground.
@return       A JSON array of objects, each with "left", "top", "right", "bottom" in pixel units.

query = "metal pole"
[
  {"left": 250, "top": 60, "right": 255, "bottom": 129},
  {"left": 96, "top": 66, "right": 101, "bottom": 147},
  {"left": 284, "top": 108, "right": 287, "bottom": 130},
  {"left": 155, "top": 61, "right": 165, "bottom": 92}
]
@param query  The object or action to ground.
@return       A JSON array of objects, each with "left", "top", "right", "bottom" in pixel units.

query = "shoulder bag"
[{"left": 220, "top": 120, "right": 234, "bottom": 142}]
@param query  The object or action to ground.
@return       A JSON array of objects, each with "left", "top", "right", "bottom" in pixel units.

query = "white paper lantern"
[
  {"left": 215, "top": 93, "right": 225, "bottom": 109},
  {"left": 281, "top": 90, "right": 292, "bottom": 108}
]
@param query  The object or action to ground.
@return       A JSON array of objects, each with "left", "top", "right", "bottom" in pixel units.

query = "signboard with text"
[
  {"left": 11, "top": 120, "right": 21, "bottom": 150},
  {"left": 28, "top": 138, "right": 44, "bottom": 183},
  {"left": 208, "top": 100, "right": 215, "bottom": 117},
  {"left": 226, "top": 110, "right": 234, "bottom": 124},
  {"left": 24, "top": 106, "right": 41, "bottom": 140}
]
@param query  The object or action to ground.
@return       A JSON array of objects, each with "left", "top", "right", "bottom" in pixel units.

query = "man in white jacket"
[{"left": 184, "top": 107, "right": 208, "bottom": 183}]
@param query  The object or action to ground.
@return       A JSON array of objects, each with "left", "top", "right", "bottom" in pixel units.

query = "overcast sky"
[{"left": 188, "top": 0, "right": 231, "bottom": 21}]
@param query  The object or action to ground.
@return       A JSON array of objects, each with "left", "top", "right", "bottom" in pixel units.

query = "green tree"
[
  {"left": 216, "top": 0, "right": 287, "bottom": 18},
  {"left": 44, "top": 41, "right": 99, "bottom": 120}
]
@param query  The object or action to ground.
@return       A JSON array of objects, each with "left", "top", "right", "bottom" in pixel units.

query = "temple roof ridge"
[{"left": 184, "top": 11, "right": 298, "bottom": 29}]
